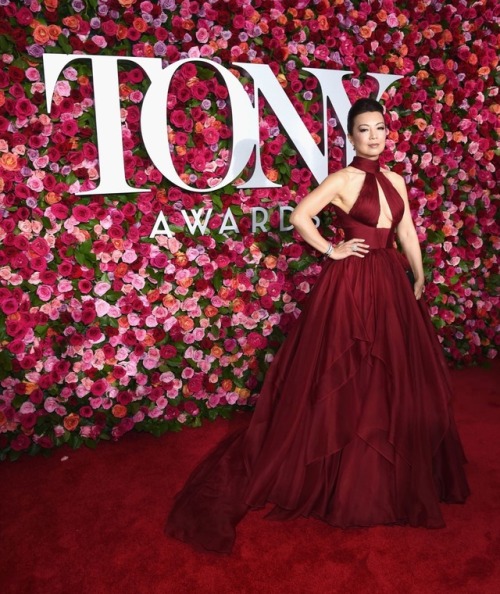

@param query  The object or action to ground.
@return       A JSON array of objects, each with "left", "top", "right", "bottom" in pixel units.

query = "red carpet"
[{"left": 1, "top": 361, "right": 499, "bottom": 594}]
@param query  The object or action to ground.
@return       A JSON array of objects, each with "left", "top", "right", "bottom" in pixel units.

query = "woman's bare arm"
[
  {"left": 289, "top": 170, "right": 369, "bottom": 260},
  {"left": 390, "top": 172, "right": 425, "bottom": 299}
]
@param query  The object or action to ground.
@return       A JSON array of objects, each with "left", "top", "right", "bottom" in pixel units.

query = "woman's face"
[{"left": 348, "top": 111, "right": 387, "bottom": 160}]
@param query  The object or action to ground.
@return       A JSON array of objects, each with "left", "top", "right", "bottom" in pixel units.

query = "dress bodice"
[{"left": 332, "top": 157, "right": 405, "bottom": 249}]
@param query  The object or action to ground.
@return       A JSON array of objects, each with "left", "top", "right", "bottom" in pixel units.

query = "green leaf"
[
  {"left": 213, "top": 269, "right": 223, "bottom": 291},
  {"left": 0, "top": 350, "right": 13, "bottom": 380},
  {"left": 56, "top": 34, "right": 73, "bottom": 53}
]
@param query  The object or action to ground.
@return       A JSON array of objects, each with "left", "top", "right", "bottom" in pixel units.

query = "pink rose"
[
  {"left": 95, "top": 299, "right": 110, "bottom": 317},
  {"left": 94, "top": 281, "right": 111, "bottom": 296},
  {"left": 36, "top": 285, "right": 53, "bottom": 302}
]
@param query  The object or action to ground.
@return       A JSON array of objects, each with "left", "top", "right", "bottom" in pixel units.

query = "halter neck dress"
[{"left": 165, "top": 156, "right": 470, "bottom": 553}]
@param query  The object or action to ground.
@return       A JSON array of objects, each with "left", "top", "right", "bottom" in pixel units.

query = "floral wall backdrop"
[{"left": 0, "top": 0, "right": 498, "bottom": 459}]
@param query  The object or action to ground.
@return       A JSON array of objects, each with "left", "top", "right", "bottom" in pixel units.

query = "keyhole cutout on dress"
[{"left": 375, "top": 177, "right": 393, "bottom": 229}]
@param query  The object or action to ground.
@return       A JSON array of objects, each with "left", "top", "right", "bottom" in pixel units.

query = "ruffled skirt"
[{"left": 165, "top": 247, "right": 470, "bottom": 553}]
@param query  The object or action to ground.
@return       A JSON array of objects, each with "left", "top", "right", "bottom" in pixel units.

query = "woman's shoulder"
[{"left": 319, "top": 167, "right": 352, "bottom": 189}]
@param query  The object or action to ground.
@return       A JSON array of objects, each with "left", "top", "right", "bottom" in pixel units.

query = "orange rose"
[
  {"left": 114, "top": 263, "right": 128, "bottom": 278},
  {"left": 256, "top": 285, "right": 267, "bottom": 297},
  {"left": 318, "top": 15, "right": 329, "bottom": 30},
  {"left": 263, "top": 255, "right": 277, "bottom": 269},
  {"left": 218, "top": 287, "right": 231, "bottom": 300},
  {"left": 236, "top": 387, "right": 250, "bottom": 400},
  {"left": 414, "top": 118, "right": 428, "bottom": 132},
  {"left": 48, "top": 25, "right": 61, "bottom": 39},
  {"left": 265, "top": 168, "right": 279, "bottom": 182},
  {"left": 144, "top": 44, "right": 155, "bottom": 58},
  {"left": 44, "top": 0, "right": 59, "bottom": 10},
  {"left": 204, "top": 305, "right": 219, "bottom": 318},
  {"left": 259, "top": 21, "right": 269, "bottom": 34},
  {"left": 0, "top": 153, "right": 19, "bottom": 171},
  {"left": 231, "top": 298, "right": 245, "bottom": 313},
  {"left": 177, "top": 315, "right": 194, "bottom": 332},
  {"left": 119, "top": 83, "right": 132, "bottom": 99},
  {"left": 221, "top": 379, "right": 233, "bottom": 391},
  {"left": 175, "top": 254, "right": 188, "bottom": 267},
  {"left": 397, "top": 14, "right": 408, "bottom": 26},
  {"left": 117, "top": 317, "right": 129, "bottom": 329},
  {"left": 62, "top": 16, "right": 80, "bottom": 32},
  {"left": 242, "top": 344, "right": 255, "bottom": 356},
  {"left": 133, "top": 18, "right": 147, "bottom": 32},
  {"left": 147, "top": 289, "right": 161, "bottom": 303},
  {"left": 211, "top": 345, "right": 223, "bottom": 358},
  {"left": 117, "top": 25, "right": 129, "bottom": 40},
  {"left": 359, "top": 26, "right": 371, "bottom": 39},
  {"left": 118, "top": 0, "right": 137, "bottom": 7},
  {"left": 112, "top": 404, "right": 127, "bottom": 418},
  {"left": 63, "top": 413, "right": 80, "bottom": 431},
  {"left": 177, "top": 277, "right": 193, "bottom": 289},
  {"left": 143, "top": 334, "right": 156, "bottom": 347},
  {"left": 24, "top": 382, "right": 38, "bottom": 395},
  {"left": 45, "top": 192, "right": 61, "bottom": 205},
  {"left": 163, "top": 294, "right": 177, "bottom": 309}
]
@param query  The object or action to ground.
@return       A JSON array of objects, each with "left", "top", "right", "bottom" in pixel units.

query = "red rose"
[
  {"left": 15, "top": 7, "right": 34, "bottom": 26},
  {"left": 31, "top": 237, "right": 50, "bottom": 256},
  {"left": 1, "top": 297, "right": 19, "bottom": 315},
  {"left": 11, "top": 434, "right": 31, "bottom": 452},
  {"left": 86, "top": 326, "right": 103, "bottom": 342},
  {"left": 90, "top": 379, "right": 108, "bottom": 396},
  {"left": 160, "top": 345, "right": 177, "bottom": 359},
  {"left": 247, "top": 332, "right": 267, "bottom": 349},
  {"left": 72, "top": 205, "right": 92, "bottom": 222}
]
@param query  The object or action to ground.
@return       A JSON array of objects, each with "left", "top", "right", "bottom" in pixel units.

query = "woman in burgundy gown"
[{"left": 165, "top": 98, "right": 470, "bottom": 553}]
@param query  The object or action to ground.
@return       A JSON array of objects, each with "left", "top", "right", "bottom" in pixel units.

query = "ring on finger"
[{"left": 351, "top": 244, "right": 357, "bottom": 252}]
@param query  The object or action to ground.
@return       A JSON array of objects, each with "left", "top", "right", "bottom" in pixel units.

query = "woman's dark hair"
[{"left": 347, "top": 98, "right": 384, "bottom": 135}]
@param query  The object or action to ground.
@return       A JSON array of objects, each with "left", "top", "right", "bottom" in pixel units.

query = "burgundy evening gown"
[{"left": 165, "top": 156, "right": 470, "bottom": 553}]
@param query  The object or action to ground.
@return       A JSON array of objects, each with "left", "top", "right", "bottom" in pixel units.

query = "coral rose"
[
  {"left": 63, "top": 413, "right": 80, "bottom": 431},
  {"left": 112, "top": 404, "right": 127, "bottom": 418},
  {"left": 177, "top": 315, "right": 194, "bottom": 332}
]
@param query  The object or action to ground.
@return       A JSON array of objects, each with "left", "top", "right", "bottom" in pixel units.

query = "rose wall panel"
[{"left": 0, "top": 0, "right": 498, "bottom": 459}]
